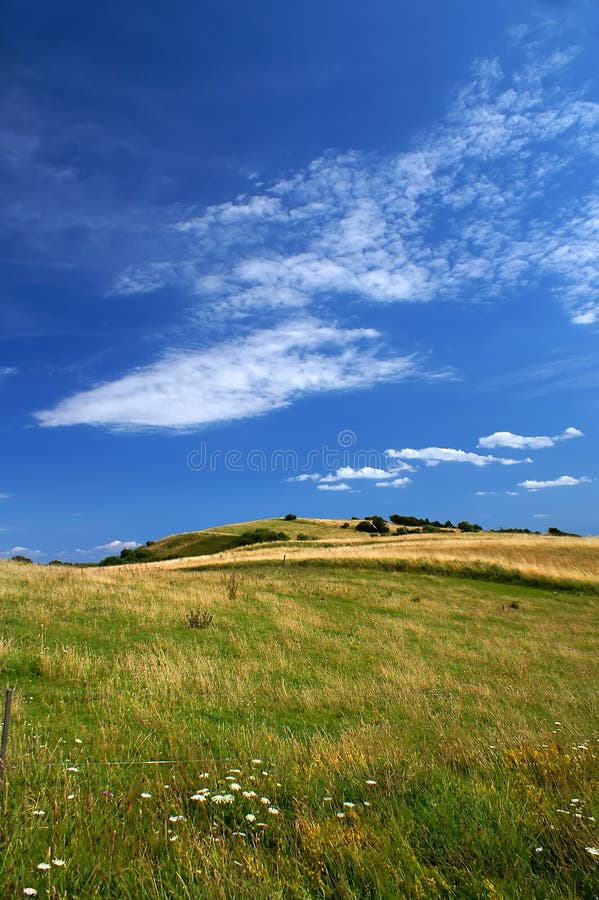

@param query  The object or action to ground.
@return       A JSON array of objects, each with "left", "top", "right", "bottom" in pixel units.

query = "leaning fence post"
[{"left": 0, "top": 688, "right": 13, "bottom": 784}]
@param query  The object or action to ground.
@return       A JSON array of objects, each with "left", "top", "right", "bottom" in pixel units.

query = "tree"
[{"left": 284, "top": 513, "right": 297, "bottom": 521}]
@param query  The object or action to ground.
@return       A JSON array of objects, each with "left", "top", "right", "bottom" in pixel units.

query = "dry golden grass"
[
  {"left": 0, "top": 552, "right": 597, "bottom": 897},
  {"left": 144, "top": 530, "right": 599, "bottom": 585}
]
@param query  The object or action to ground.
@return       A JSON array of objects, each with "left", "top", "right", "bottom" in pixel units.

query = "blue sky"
[{"left": 2, "top": 0, "right": 599, "bottom": 560}]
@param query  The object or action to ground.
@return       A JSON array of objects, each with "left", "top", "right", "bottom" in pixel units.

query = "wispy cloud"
[
  {"left": 0, "top": 545, "right": 43, "bottom": 558},
  {"left": 319, "top": 466, "right": 409, "bottom": 483},
  {"left": 474, "top": 490, "right": 519, "bottom": 496},
  {"left": 316, "top": 482, "right": 352, "bottom": 492},
  {"left": 111, "top": 44, "right": 599, "bottom": 326},
  {"left": 286, "top": 473, "right": 321, "bottom": 483},
  {"left": 75, "top": 539, "right": 140, "bottom": 555},
  {"left": 518, "top": 474, "right": 591, "bottom": 490},
  {"left": 478, "top": 426, "right": 583, "bottom": 449},
  {"left": 375, "top": 477, "right": 411, "bottom": 489},
  {"left": 0, "top": 367, "right": 17, "bottom": 377},
  {"left": 385, "top": 447, "right": 532, "bottom": 467},
  {"left": 0, "top": 492, "right": 11, "bottom": 500},
  {"left": 35, "top": 320, "right": 420, "bottom": 429}
]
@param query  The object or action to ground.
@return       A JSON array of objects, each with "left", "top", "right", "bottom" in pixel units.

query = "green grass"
[
  {"left": 0, "top": 558, "right": 597, "bottom": 898},
  {"left": 129, "top": 517, "right": 357, "bottom": 562}
]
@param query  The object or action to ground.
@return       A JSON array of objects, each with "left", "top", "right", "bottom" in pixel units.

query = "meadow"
[{"left": 0, "top": 528, "right": 597, "bottom": 898}]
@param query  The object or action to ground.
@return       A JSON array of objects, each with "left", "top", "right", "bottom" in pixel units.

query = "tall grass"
[{"left": 0, "top": 558, "right": 597, "bottom": 897}]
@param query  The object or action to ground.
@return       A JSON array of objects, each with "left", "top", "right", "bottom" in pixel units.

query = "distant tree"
[
  {"left": 98, "top": 555, "right": 122, "bottom": 566},
  {"left": 10, "top": 554, "right": 33, "bottom": 564},
  {"left": 237, "top": 528, "right": 288, "bottom": 546},
  {"left": 47, "top": 560, "right": 64, "bottom": 566},
  {"left": 356, "top": 520, "right": 377, "bottom": 533},
  {"left": 370, "top": 515, "right": 390, "bottom": 534},
  {"left": 284, "top": 513, "right": 297, "bottom": 521},
  {"left": 443, "top": 520, "right": 454, "bottom": 529},
  {"left": 458, "top": 521, "right": 482, "bottom": 533}
]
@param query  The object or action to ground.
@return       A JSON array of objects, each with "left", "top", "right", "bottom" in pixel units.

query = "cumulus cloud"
[
  {"left": 385, "top": 447, "right": 531, "bottom": 467},
  {"left": 1, "top": 545, "right": 43, "bottom": 558},
  {"left": 518, "top": 475, "right": 591, "bottom": 490},
  {"left": 375, "top": 477, "right": 411, "bottom": 488},
  {"left": 74, "top": 539, "right": 140, "bottom": 555},
  {"left": 478, "top": 426, "right": 584, "bottom": 449},
  {"left": 319, "top": 466, "right": 400, "bottom": 483},
  {"left": 109, "top": 45, "right": 599, "bottom": 326},
  {"left": 316, "top": 482, "right": 352, "bottom": 491},
  {"left": 286, "top": 473, "right": 321, "bottom": 482},
  {"left": 35, "top": 320, "right": 420, "bottom": 430}
]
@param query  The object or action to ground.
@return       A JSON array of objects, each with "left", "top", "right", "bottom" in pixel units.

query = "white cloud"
[
  {"left": 286, "top": 473, "right": 321, "bottom": 483},
  {"left": 107, "top": 45, "right": 599, "bottom": 326},
  {"left": 316, "top": 482, "right": 352, "bottom": 491},
  {"left": 474, "top": 490, "right": 519, "bottom": 496},
  {"left": 0, "top": 492, "right": 11, "bottom": 500},
  {"left": 478, "top": 426, "right": 584, "bottom": 449},
  {"left": 386, "top": 447, "right": 531, "bottom": 467},
  {"left": 319, "top": 466, "right": 399, "bottom": 483},
  {"left": 0, "top": 367, "right": 17, "bottom": 377},
  {"left": 35, "top": 320, "right": 420, "bottom": 430},
  {"left": 375, "top": 477, "right": 411, "bottom": 488},
  {"left": 0, "top": 545, "right": 43, "bottom": 558},
  {"left": 518, "top": 475, "right": 591, "bottom": 491},
  {"left": 74, "top": 539, "right": 140, "bottom": 555}
]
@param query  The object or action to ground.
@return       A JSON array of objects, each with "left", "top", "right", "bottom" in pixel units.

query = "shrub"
[
  {"left": 340, "top": 522, "right": 350, "bottom": 529},
  {"left": 237, "top": 528, "right": 288, "bottom": 546},
  {"left": 296, "top": 533, "right": 310, "bottom": 541},
  {"left": 370, "top": 515, "right": 390, "bottom": 534},
  {"left": 458, "top": 521, "right": 482, "bottom": 533},
  {"left": 186, "top": 609, "right": 213, "bottom": 629},
  {"left": 283, "top": 513, "right": 297, "bottom": 521},
  {"left": 10, "top": 555, "right": 32, "bottom": 564},
  {"left": 356, "top": 520, "right": 376, "bottom": 533}
]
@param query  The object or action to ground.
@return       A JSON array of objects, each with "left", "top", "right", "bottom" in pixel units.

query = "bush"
[
  {"left": 237, "top": 528, "right": 288, "bottom": 546},
  {"left": 458, "top": 521, "right": 482, "bottom": 533},
  {"left": 296, "top": 533, "right": 310, "bottom": 541},
  {"left": 98, "top": 555, "right": 122, "bottom": 566},
  {"left": 356, "top": 520, "right": 377, "bottom": 533},
  {"left": 283, "top": 513, "right": 297, "bottom": 521},
  {"left": 340, "top": 522, "right": 350, "bottom": 529},
  {"left": 186, "top": 609, "right": 213, "bottom": 629},
  {"left": 370, "top": 515, "right": 390, "bottom": 534},
  {"left": 10, "top": 555, "right": 32, "bottom": 564}
]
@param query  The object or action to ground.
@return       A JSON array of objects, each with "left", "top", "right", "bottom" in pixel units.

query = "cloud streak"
[
  {"left": 35, "top": 320, "right": 420, "bottom": 430},
  {"left": 112, "top": 45, "right": 599, "bottom": 326},
  {"left": 478, "top": 426, "right": 583, "bottom": 449},
  {"left": 518, "top": 474, "right": 591, "bottom": 490},
  {"left": 385, "top": 447, "right": 532, "bottom": 467}
]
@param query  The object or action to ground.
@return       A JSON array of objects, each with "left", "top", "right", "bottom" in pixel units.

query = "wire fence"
[{"left": 1, "top": 685, "right": 245, "bottom": 778}]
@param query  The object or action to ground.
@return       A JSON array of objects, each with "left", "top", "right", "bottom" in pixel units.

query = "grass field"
[{"left": 0, "top": 528, "right": 597, "bottom": 897}]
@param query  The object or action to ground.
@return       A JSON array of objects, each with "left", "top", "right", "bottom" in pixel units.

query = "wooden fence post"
[{"left": 0, "top": 688, "right": 13, "bottom": 784}]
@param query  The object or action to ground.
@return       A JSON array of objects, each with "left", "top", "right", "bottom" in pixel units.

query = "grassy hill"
[
  {"left": 103, "top": 516, "right": 408, "bottom": 564},
  {"left": 0, "top": 535, "right": 597, "bottom": 897}
]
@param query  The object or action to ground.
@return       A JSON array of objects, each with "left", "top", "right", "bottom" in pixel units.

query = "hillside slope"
[{"left": 111, "top": 516, "right": 385, "bottom": 563}]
